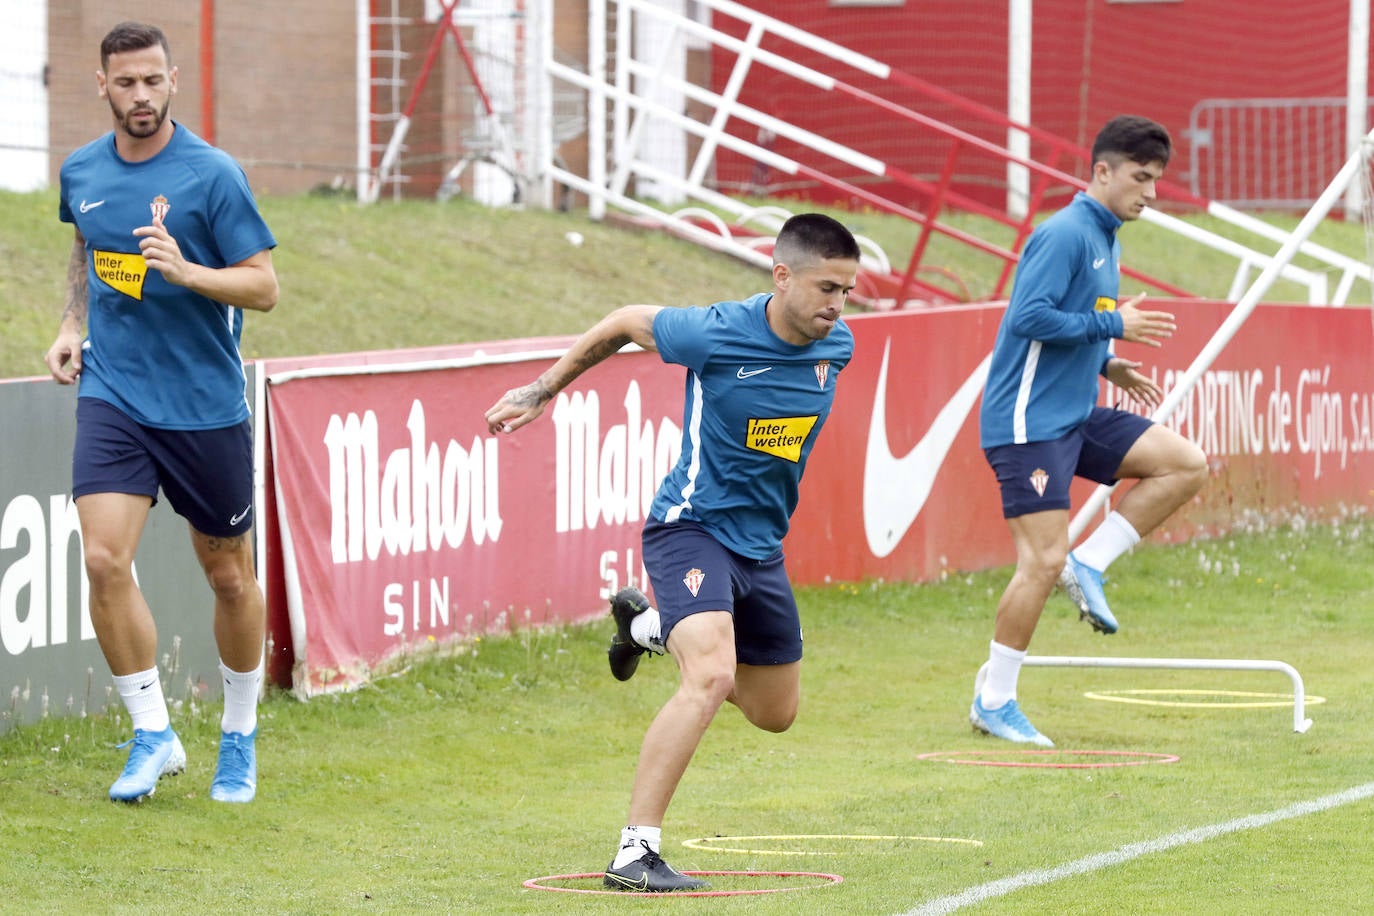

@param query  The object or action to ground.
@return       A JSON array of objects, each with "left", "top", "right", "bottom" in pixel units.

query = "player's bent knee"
[
  {"left": 755, "top": 707, "right": 797, "bottom": 733},
  {"left": 1184, "top": 446, "right": 1210, "bottom": 494},
  {"left": 1020, "top": 548, "right": 1067, "bottom": 589},
  {"left": 736, "top": 698, "right": 797, "bottom": 733},
  {"left": 685, "top": 665, "right": 737, "bottom": 707}
]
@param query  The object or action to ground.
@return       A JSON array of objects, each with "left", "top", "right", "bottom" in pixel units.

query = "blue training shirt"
[
  {"left": 649, "top": 294, "right": 853, "bottom": 560},
  {"left": 59, "top": 122, "right": 276, "bottom": 430},
  {"left": 979, "top": 192, "right": 1126, "bottom": 448}
]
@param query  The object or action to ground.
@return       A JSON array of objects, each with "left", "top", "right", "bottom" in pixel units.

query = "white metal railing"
[
  {"left": 974, "top": 655, "right": 1316, "bottom": 733},
  {"left": 1023, "top": 656, "right": 1315, "bottom": 734},
  {"left": 541, "top": 0, "right": 1369, "bottom": 307}
]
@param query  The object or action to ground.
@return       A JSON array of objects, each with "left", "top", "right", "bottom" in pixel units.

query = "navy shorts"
[
  {"left": 640, "top": 518, "right": 802, "bottom": 666},
  {"left": 984, "top": 406, "right": 1153, "bottom": 519},
  {"left": 73, "top": 397, "right": 255, "bottom": 538}
]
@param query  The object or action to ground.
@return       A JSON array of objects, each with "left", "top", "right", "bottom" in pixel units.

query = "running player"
[
  {"left": 972, "top": 115, "right": 1208, "bottom": 746},
  {"left": 45, "top": 21, "right": 278, "bottom": 803},
  {"left": 485, "top": 213, "right": 859, "bottom": 891}
]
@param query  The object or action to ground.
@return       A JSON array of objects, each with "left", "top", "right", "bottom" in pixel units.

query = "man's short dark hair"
[
  {"left": 1092, "top": 115, "right": 1172, "bottom": 168},
  {"left": 101, "top": 22, "right": 171, "bottom": 71},
  {"left": 773, "top": 213, "right": 861, "bottom": 269}
]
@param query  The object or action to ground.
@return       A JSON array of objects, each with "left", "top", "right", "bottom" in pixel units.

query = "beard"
[{"left": 111, "top": 97, "right": 170, "bottom": 139}]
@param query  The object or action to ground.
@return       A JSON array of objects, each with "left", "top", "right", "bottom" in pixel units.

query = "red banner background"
[{"left": 263, "top": 302, "right": 1374, "bottom": 694}]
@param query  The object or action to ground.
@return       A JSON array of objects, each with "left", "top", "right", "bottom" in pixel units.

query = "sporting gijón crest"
[
  {"left": 682, "top": 567, "right": 705, "bottom": 598},
  {"left": 814, "top": 359, "right": 830, "bottom": 389}
]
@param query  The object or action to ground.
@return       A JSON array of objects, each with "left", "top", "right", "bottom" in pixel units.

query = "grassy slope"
[
  {"left": 0, "top": 189, "right": 767, "bottom": 380},
  {"left": 2, "top": 188, "right": 1367, "bottom": 381}
]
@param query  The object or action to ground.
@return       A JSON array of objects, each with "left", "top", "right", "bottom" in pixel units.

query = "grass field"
[
  {"left": 2, "top": 189, "right": 1372, "bottom": 912},
  {"left": 3, "top": 517, "right": 1371, "bottom": 913}
]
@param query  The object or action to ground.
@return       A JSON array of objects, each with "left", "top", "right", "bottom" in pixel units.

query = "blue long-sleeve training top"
[{"left": 979, "top": 191, "right": 1126, "bottom": 448}]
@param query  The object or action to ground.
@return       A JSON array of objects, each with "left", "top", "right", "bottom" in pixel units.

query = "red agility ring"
[
  {"left": 917, "top": 749, "right": 1181, "bottom": 769},
  {"left": 522, "top": 870, "right": 844, "bottom": 896}
]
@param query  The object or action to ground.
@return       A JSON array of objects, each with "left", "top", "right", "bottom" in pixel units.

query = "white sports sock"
[
  {"left": 113, "top": 667, "right": 170, "bottom": 733},
  {"left": 613, "top": 825, "right": 662, "bottom": 868},
  {"left": 979, "top": 641, "right": 1027, "bottom": 710},
  {"left": 1072, "top": 511, "right": 1141, "bottom": 573},
  {"left": 219, "top": 660, "right": 263, "bottom": 736},
  {"left": 629, "top": 608, "right": 664, "bottom": 653}
]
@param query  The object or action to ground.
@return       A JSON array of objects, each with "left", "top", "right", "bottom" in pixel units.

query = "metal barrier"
[
  {"left": 1187, "top": 96, "right": 1374, "bottom": 209},
  {"left": 975, "top": 654, "right": 1316, "bottom": 734},
  {"left": 1023, "top": 656, "right": 1316, "bottom": 734}
]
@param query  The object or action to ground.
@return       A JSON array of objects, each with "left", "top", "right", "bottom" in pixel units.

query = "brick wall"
[{"left": 49, "top": 1, "right": 364, "bottom": 196}]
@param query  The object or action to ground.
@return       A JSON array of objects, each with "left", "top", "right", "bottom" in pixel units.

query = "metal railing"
[{"left": 541, "top": 0, "right": 1369, "bottom": 307}]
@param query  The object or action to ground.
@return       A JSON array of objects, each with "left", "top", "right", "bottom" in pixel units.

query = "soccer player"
[
  {"left": 972, "top": 115, "right": 1208, "bottom": 746},
  {"left": 44, "top": 22, "right": 278, "bottom": 802},
  {"left": 484, "top": 213, "right": 859, "bottom": 892}
]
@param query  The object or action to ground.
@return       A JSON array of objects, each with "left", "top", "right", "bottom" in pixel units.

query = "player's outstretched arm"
[{"left": 485, "top": 304, "right": 660, "bottom": 434}]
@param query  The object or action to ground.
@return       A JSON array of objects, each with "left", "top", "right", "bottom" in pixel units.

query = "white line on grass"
[{"left": 903, "top": 781, "right": 1374, "bottom": 916}]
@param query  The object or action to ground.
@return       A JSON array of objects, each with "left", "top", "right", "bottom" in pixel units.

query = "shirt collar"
[{"left": 1073, "top": 191, "right": 1122, "bottom": 237}]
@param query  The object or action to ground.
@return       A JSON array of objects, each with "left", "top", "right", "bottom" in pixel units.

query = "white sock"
[
  {"left": 630, "top": 608, "right": 664, "bottom": 653},
  {"left": 613, "top": 825, "right": 662, "bottom": 868},
  {"left": 979, "top": 641, "right": 1027, "bottom": 710},
  {"left": 1072, "top": 511, "right": 1141, "bottom": 573},
  {"left": 219, "top": 660, "right": 263, "bottom": 736},
  {"left": 113, "top": 667, "right": 170, "bottom": 733}
]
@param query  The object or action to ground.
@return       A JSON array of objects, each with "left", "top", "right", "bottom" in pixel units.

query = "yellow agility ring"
[
  {"left": 1083, "top": 688, "right": 1327, "bottom": 709},
  {"left": 680, "top": 834, "right": 984, "bottom": 856}
]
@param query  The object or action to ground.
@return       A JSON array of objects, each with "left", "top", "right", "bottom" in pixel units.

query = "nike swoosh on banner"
[
  {"left": 737, "top": 366, "right": 773, "bottom": 379},
  {"left": 863, "top": 338, "right": 992, "bottom": 558}
]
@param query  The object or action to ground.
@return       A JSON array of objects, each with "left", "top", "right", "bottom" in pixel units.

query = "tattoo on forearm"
[
  {"left": 558, "top": 335, "right": 628, "bottom": 386},
  {"left": 64, "top": 245, "right": 88, "bottom": 325},
  {"left": 514, "top": 333, "right": 631, "bottom": 405},
  {"left": 583, "top": 336, "right": 627, "bottom": 367}
]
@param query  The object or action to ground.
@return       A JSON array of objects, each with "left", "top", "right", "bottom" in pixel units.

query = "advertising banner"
[
  {"left": 266, "top": 348, "right": 687, "bottom": 694},
  {"left": 787, "top": 300, "right": 1374, "bottom": 582},
  {"left": 266, "top": 301, "right": 1374, "bottom": 696},
  {"left": 0, "top": 375, "right": 254, "bottom": 732}
]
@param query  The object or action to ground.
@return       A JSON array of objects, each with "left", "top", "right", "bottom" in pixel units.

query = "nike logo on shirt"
[
  {"left": 230, "top": 505, "right": 252, "bottom": 526},
  {"left": 862, "top": 338, "right": 991, "bottom": 558},
  {"left": 79, "top": 199, "right": 106, "bottom": 213},
  {"left": 1092, "top": 257, "right": 1107, "bottom": 269},
  {"left": 737, "top": 366, "right": 773, "bottom": 379}
]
